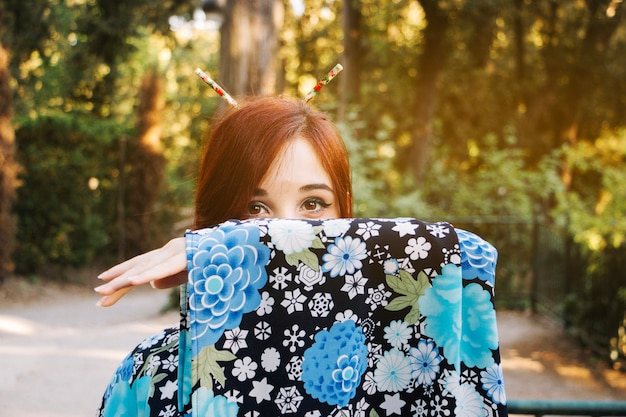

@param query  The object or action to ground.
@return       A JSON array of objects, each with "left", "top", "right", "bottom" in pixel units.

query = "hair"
[{"left": 193, "top": 96, "right": 352, "bottom": 228}]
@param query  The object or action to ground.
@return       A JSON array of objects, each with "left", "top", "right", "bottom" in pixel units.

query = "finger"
[
  {"left": 97, "top": 248, "right": 163, "bottom": 282},
  {"left": 96, "top": 287, "right": 133, "bottom": 307},
  {"left": 95, "top": 252, "right": 186, "bottom": 295},
  {"left": 126, "top": 253, "right": 187, "bottom": 286},
  {"left": 94, "top": 275, "right": 134, "bottom": 295},
  {"left": 151, "top": 271, "right": 188, "bottom": 290},
  {"left": 98, "top": 238, "right": 186, "bottom": 283}
]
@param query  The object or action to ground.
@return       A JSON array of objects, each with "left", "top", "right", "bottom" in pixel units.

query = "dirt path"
[
  {"left": 0, "top": 280, "right": 624, "bottom": 417},
  {"left": 497, "top": 310, "right": 626, "bottom": 401},
  {"left": 0, "top": 280, "right": 178, "bottom": 417}
]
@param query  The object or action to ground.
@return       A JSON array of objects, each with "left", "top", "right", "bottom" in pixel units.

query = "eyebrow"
[{"left": 252, "top": 183, "right": 335, "bottom": 196}]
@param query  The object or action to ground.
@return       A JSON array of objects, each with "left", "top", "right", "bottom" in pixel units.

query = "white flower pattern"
[
  {"left": 98, "top": 218, "right": 506, "bottom": 417},
  {"left": 268, "top": 219, "right": 315, "bottom": 255}
]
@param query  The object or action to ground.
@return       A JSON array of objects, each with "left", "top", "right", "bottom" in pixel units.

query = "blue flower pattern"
[
  {"left": 419, "top": 264, "right": 499, "bottom": 369},
  {"left": 102, "top": 375, "right": 152, "bottom": 417},
  {"left": 302, "top": 320, "right": 368, "bottom": 407},
  {"left": 457, "top": 228, "right": 498, "bottom": 286},
  {"left": 187, "top": 224, "right": 270, "bottom": 347},
  {"left": 98, "top": 218, "right": 507, "bottom": 417},
  {"left": 192, "top": 387, "right": 238, "bottom": 417}
]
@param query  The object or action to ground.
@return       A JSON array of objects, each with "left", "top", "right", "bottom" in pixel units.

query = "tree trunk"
[
  {"left": 513, "top": 0, "right": 526, "bottom": 89},
  {"left": 339, "top": 0, "right": 362, "bottom": 120},
  {"left": 558, "top": 0, "right": 622, "bottom": 190},
  {"left": 0, "top": 42, "right": 19, "bottom": 280},
  {"left": 561, "top": 0, "right": 622, "bottom": 145},
  {"left": 516, "top": 0, "right": 623, "bottom": 168},
  {"left": 408, "top": 0, "right": 452, "bottom": 182},
  {"left": 124, "top": 68, "right": 166, "bottom": 257},
  {"left": 219, "top": 0, "right": 285, "bottom": 96}
]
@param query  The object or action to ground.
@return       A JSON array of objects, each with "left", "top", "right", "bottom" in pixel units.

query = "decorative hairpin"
[
  {"left": 195, "top": 68, "right": 240, "bottom": 108},
  {"left": 303, "top": 63, "right": 343, "bottom": 103},
  {"left": 195, "top": 63, "right": 343, "bottom": 106}
]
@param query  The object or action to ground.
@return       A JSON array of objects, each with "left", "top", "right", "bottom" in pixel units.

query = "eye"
[
  {"left": 302, "top": 197, "right": 331, "bottom": 212},
  {"left": 247, "top": 201, "right": 270, "bottom": 217}
]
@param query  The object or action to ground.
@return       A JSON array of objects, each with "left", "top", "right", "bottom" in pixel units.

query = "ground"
[{"left": 0, "top": 277, "right": 625, "bottom": 417}]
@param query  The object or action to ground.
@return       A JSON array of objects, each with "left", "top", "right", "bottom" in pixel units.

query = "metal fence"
[{"left": 444, "top": 217, "right": 626, "bottom": 367}]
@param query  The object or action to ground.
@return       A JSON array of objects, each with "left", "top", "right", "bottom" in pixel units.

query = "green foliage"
[
  {"left": 14, "top": 114, "right": 122, "bottom": 274},
  {"left": 6, "top": 0, "right": 223, "bottom": 277},
  {"left": 421, "top": 132, "right": 552, "bottom": 219},
  {"left": 3, "top": 0, "right": 626, "bottom": 360},
  {"left": 553, "top": 129, "right": 626, "bottom": 251},
  {"left": 551, "top": 129, "right": 626, "bottom": 361},
  {"left": 338, "top": 110, "right": 432, "bottom": 218}
]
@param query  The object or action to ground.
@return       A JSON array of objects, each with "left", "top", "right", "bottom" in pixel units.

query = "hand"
[{"left": 94, "top": 237, "right": 187, "bottom": 307}]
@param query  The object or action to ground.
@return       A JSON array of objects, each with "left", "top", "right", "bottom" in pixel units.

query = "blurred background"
[{"left": 0, "top": 0, "right": 624, "bottom": 386}]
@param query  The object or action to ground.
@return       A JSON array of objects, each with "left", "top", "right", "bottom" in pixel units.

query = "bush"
[
  {"left": 552, "top": 129, "right": 626, "bottom": 364},
  {"left": 14, "top": 114, "right": 122, "bottom": 275}
]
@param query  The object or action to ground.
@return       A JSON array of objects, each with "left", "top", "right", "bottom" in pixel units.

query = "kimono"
[{"left": 98, "top": 218, "right": 508, "bottom": 417}]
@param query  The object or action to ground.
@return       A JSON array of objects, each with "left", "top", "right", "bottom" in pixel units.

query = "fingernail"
[
  {"left": 94, "top": 285, "right": 104, "bottom": 292},
  {"left": 150, "top": 280, "right": 156, "bottom": 289},
  {"left": 96, "top": 299, "right": 103, "bottom": 307}
]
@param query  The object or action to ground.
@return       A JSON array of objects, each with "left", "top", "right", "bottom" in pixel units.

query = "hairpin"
[
  {"left": 196, "top": 64, "right": 343, "bottom": 106},
  {"left": 303, "top": 63, "right": 343, "bottom": 103},
  {"left": 195, "top": 68, "right": 240, "bottom": 108}
]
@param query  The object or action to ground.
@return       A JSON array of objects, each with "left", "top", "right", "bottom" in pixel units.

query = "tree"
[
  {"left": 0, "top": 41, "right": 18, "bottom": 280},
  {"left": 74, "top": 0, "right": 197, "bottom": 258},
  {"left": 219, "top": 0, "right": 285, "bottom": 95},
  {"left": 124, "top": 67, "right": 167, "bottom": 256},
  {"left": 406, "top": 0, "right": 453, "bottom": 181},
  {"left": 0, "top": 0, "right": 52, "bottom": 280},
  {"left": 340, "top": 0, "right": 363, "bottom": 118},
  {"left": 79, "top": 0, "right": 196, "bottom": 115},
  {"left": 514, "top": 0, "right": 624, "bottom": 168}
]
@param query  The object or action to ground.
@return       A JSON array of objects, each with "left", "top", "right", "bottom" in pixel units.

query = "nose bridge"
[{"left": 273, "top": 205, "right": 299, "bottom": 220}]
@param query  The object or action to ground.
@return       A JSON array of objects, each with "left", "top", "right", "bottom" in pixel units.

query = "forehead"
[{"left": 258, "top": 137, "right": 332, "bottom": 188}]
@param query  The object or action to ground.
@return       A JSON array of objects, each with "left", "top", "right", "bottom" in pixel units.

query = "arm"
[{"left": 94, "top": 237, "right": 187, "bottom": 307}]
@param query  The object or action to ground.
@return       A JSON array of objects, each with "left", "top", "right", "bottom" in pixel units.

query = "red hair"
[{"left": 194, "top": 97, "right": 352, "bottom": 228}]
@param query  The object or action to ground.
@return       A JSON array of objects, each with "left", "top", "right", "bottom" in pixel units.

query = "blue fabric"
[{"left": 98, "top": 218, "right": 507, "bottom": 417}]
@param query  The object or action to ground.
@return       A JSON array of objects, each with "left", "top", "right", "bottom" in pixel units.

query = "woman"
[
  {"left": 96, "top": 96, "right": 507, "bottom": 417},
  {"left": 96, "top": 96, "right": 353, "bottom": 415},
  {"left": 95, "top": 96, "right": 352, "bottom": 307}
]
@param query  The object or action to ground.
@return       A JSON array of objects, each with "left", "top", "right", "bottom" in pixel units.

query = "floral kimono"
[{"left": 98, "top": 218, "right": 508, "bottom": 417}]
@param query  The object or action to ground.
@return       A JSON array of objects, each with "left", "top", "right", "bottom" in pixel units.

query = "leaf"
[
  {"left": 415, "top": 271, "right": 431, "bottom": 293},
  {"left": 385, "top": 294, "right": 414, "bottom": 311},
  {"left": 150, "top": 373, "right": 167, "bottom": 386},
  {"left": 400, "top": 269, "right": 423, "bottom": 291},
  {"left": 385, "top": 272, "right": 413, "bottom": 295},
  {"left": 192, "top": 345, "right": 236, "bottom": 389},
  {"left": 146, "top": 372, "right": 167, "bottom": 399},
  {"left": 385, "top": 269, "right": 431, "bottom": 324},
  {"left": 385, "top": 273, "right": 404, "bottom": 292},
  {"left": 285, "top": 252, "right": 301, "bottom": 267},
  {"left": 300, "top": 249, "right": 320, "bottom": 270},
  {"left": 405, "top": 307, "right": 421, "bottom": 325},
  {"left": 311, "top": 236, "right": 325, "bottom": 249},
  {"left": 370, "top": 408, "right": 380, "bottom": 417},
  {"left": 285, "top": 249, "right": 320, "bottom": 271}
]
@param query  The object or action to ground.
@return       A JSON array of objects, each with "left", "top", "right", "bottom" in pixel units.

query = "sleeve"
[{"left": 96, "top": 325, "right": 182, "bottom": 417}]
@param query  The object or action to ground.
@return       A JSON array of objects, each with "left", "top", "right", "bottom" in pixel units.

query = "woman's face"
[{"left": 245, "top": 137, "right": 340, "bottom": 220}]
